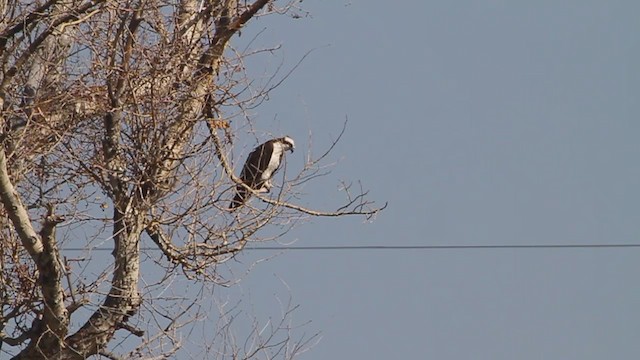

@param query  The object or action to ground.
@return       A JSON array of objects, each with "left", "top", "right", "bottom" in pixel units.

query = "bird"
[{"left": 229, "top": 136, "right": 295, "bottom": 210}]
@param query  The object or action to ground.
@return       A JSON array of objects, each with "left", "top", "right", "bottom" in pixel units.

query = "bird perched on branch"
[{"left": 229, "top": 136, "right": 295, "bottom": 210}]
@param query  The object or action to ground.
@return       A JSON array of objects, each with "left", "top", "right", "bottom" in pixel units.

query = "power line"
[
  {"left": 60, "top": 243, "right": 640, "bottom": 251},
  {"left": 246, "top": 244, "right": 640, "bottom": 250}
]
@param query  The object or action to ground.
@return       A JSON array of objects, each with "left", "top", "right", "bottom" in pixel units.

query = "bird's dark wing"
[
  {"left": 230, "top": 141, "right": 275, "bottom": 210},
  {"left": 239, "top": 140, "right": 274, "bottom": 187},
  {"left": 229, "top": 184, "right": 249, "bottom": 209}
]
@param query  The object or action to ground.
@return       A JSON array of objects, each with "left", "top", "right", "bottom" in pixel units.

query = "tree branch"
[
  {"left": 0, "top": 147, "right": 42, "bottom": 257},
  {"left": 65, "top": 207, "right": 144, "bottom": 357},
  {"left": 198, "top": 0, "right": 272, "bottom": 77},
  {"left": 0, "top": 150, "right": 69, "bottom": 357},
  {"left": 33, "top": 204, "right": 69, "bottom": 352},
  {"left": 0, "top": 0, "right": 105, "bottom": 92},
  {"left": 146, "top": 222, "right": 247, "bottom": 279},
  {"left": 116, "top": 322, "right": 144, "bottom": 337},
  {"left": 0, "top": 0, "right": 61, "bottom": 57},
  {"left": 99, "top": 349, "right": 125, "bottom": 360}
]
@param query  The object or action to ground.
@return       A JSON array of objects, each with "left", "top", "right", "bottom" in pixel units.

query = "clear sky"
[{"left": 194, "top": 1, "right": 640, "bottom": 359}]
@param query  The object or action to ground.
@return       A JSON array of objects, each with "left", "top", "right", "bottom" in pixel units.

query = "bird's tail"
[{"left": 229, "top": 186, "right": 249, "bottom": 210}]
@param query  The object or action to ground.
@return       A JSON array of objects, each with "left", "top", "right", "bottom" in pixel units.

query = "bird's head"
[{"left": 281, "top": 136, "right": 295, "bottom": 153}]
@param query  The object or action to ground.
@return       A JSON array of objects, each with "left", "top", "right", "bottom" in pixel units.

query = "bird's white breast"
[{"left": 261, "top": 143, "right": 284, "bottom": 180}]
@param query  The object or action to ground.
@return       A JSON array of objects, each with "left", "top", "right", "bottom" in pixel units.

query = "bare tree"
[{"left": 0, "top": 1, "right": 384, "bottom": 358}]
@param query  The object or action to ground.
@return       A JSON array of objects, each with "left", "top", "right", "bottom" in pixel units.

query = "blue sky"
[{"left": 181, "top": 1, "right": 640, "bottom": 359}]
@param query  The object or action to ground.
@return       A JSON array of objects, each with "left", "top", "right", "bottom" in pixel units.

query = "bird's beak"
[{"left": 289, "top": 147, "right": 295, "bottom": 153}]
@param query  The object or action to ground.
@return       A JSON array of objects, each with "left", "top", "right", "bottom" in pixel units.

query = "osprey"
[{"left": 229, "top": 136, "right": 295, "bottom": 210}]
